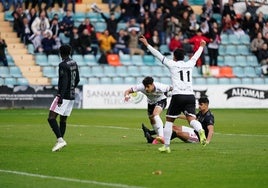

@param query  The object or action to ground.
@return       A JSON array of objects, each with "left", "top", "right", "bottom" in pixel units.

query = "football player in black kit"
[
  {"left": 142, "top": 97, "right": 214, "bottom": 144},
  {"left": 47, "top": 44, "right": 80, "bottom": 152}
]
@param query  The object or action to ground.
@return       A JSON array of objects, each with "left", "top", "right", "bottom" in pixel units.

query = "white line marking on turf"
[
  {"left": 0, "top": 169, "right": 145, "bottom": 188},
  {"left": 69, "top": 124, "right": 268, "bottom": 137}
]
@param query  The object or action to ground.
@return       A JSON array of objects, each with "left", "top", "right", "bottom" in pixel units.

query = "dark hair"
[
  {"left": 59, "top": 44, "right": 72, "bottom": 57},
  {"left": 198, "top": 97, "right": 209, "bottom": 104},
  {"left": 173, "top": 48, "right": 185, "bottom": 61},
  {"left": 142, "top": 76, "right": 154, "bottom": 86}
]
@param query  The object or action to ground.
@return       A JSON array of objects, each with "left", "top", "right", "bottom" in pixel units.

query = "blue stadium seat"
[
  {"left": 48, "top": 55, "right": 61, "bottom": 66},
  {"left": 35, "top": 54, "right": 48, "bottom": 66},
  {"left": 42, "top": 66, "right": 57, "bottom": 78},
  {"left": 194, "top": 77, "right": 206, "bottom": 85},
  {"left": 140, "top": 66, "right": 152, "bottom": 77},
  {"left": 218, "top": 78, "right": 230, "bottom": 85},
  {"left": 86, "top": 12, "right": 99, "bottom": 22},
  {"left": 193, "top": 67, "right": 202, "bottom": 77},
  {"left": 255, "top": 67, "right": 262, "bottom": 76},
  {"left": 252, "top": 78, "right": 264, "bottom": 84},
  {"left": 88, "top": 77, "right": 100, "bottom": 84},
  {"left": 72, "top": 54, "right": 86, "bottom": 66},
  {"left": 217, "top": 56, "right": 224, "bottom": 66},
  {"left": 94, "top": 22, "right": 107, "bottom": 32},
  {"left": 4, "top": 11, "right": 13, "bottom": 21},
  {"left": 117, "top": 23, "right": 127, "bottom": 32},
  {"left": 235, "top": 55, "right": 247, "bottom": 67},
  {"left": 265, "top": 77, "right": 268, "bottom": 84},
  {"left": 78, "top": 77, "right": 88, "bottom": 85},
  {"left": 131, "top": 55, "right": 143, "bottom": 65},
  {"left": 143, "top": 55, "right": 155, "bottom": 65},
  {"left": 241, "top": 78, "right": 253, "bottom": 84},
  {"left": 27, "top": 44, "right": 35, "bottom": 54},
  {"left": 84, "top": 54, "right": 97, "bottom": 65},
  {"left": 127, "top": 66, "right": 141, "bottom": 77},
  {"left": 103, "top": 66, "right": 117, "bottom": 77},
  {"left": 244, "top": 67, "right": 256, "bottom": 77},
  {"left": 59, "top": 33, "right": 70, "bottom": 44},
  {"left": 0, "top": 77, "right": 4, "bottom": 85},
  {"left": 240, "top": 35, "right": 250, "bottom": 45},
  {"left": 79, "top": 66, "right": 91, "bottom": 77},
  {"left": 17, "top": 78, "right": 29, "bottom": 85},
  {"left": 124, "top": 77, "right": 136, "bottom": 84},
  {"left": 230, "top": 78, "right": 242, "bottom": 84},
  {"left": 91, "top": 66, "right": 104, "bottom": 77},
  {"left": 120, "top": 54, "right": 132, "bottom": 65},
  {"left": 9, "top": 66, "right": 22, "bottom": 78},
  {"left": 116, "top": 66, "right": 128, "bottom": 77},
  {"left": 225, "top": 45, "right": 237, "bottom": 55},
  {"left": 237, "top": 45, "right": 250, "bottom": 55},
  {"left": 100, "top": 77, "right": 112, "bottom": 84},
  {"left": 4, "top": 77, "right": 17, "bottom": 85},
  {"left": 112, "top": 77, "right": 124, "bottom": 84},
  {"left": 212, "top": 13, "right": 222, "bottom": 23},
  {"left": 0, "top": 67, "right": 10, "bottom": 77},
  {"left": 159, "top": 77, "right": 172, "bottom": 85},
  {"left": 218, "top": 45, "right": 226, "bottom": 55},
  {"left": 247, "top": 55, "right": 258, "bottom": 66},
  {"left": 220, "top": 34, "right": 228, "bottom": 45},
  {"left": 233, "top": 67, "right": 245, "bottom": 78},
  {"left": 159, "top": 44, "right": 170, "bottom": 54},
  {"left": 51, "top": 78, "right": 58, "bottom": 85},
  {"left": 224, "top": 55, "right": 236, "bottom": 66},
  {"left": 6, "top": 54, "right": 15, "bottom": 65},
  {"left": 228, "top": 34, "right": 240, "bottom": 45},
  {"left": 206, "top": 77, "right": 218, "bottom": 85},
  {"left": 74, "top": 12, "right": 86, "bottom": 22}
]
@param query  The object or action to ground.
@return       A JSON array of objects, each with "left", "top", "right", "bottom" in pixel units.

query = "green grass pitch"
[{"left": 0, "top": 108, "right": 267, "bottom": 188}]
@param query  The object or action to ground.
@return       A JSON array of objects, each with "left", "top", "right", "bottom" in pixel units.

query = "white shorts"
[
  {"left": 181, "top": 126, "right": 199, "bottom": 143},
  {"left": 49, "top": 96, "right": 75, "bottom": 116}
]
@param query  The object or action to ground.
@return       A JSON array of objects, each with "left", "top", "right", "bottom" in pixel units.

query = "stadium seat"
[
  {"left": 159, "top": 77, "right": 172, "bottom": 85},
  {"left": 9, "top": 66, "right": 22, "bottom": 78},
  {"left": 228, "top": 34, "right": 240, "bottom": 45},
  {"left": 240, "top": 35, "right": 250, "bottom": 45},
  {"left": 247, "top": 55, "right": 258, "bottom": 66},
  {"left": 0, "top": 67, "right": 10, "bottom": 77},
  {"left": 218, "top": 66, "right": 235, "bottom": 78},
  {"left": 6, "top": 54, "right": 15, "bottom": 65},
  {"left": 193, "top": 67, "right": 202, "bottom": 77},
  {"left": 127, "top": 66, "right": 141, "bottom": 77},
  {"left": 225, "top": 45, "right": 237, "bottom": 55},
  {"left": 217, "top": 56, "right": 224, "bottom": 66},
  {"left": 48, "top": 55, "right": 61, "bottom": 66},
  {"left": 151, "top": 66, "right": 163, "bottom": 77},
  {"left": 218, "top": 45, "right": 226, "bottom": 55},
  {"left": 79, "top": 66, "right": 91, "bottom": 77},
  {"left": 264, "top": 77, "right": 268, "bottom": 84},
  {"left": 87, "top": 77, "right": 99, "bottom": 84},
  {"left": 27, "top": 44, "right": 35, "bottom": 54},
  {"left": 230, "top": 78, "right": 242, "bottom": 85},
  {"left": 91, "top": 66, "right": 104, "bottom": 77},
  {"left": 237, "top": 45, "right": 250, "bottom": 55},
  {"left": 4, "top": 11, "right": 13, "bottom": 21},
  {"left": 115, "top": 66, "right": 128, "bottom": 77},
  {"left": 35, "top": 54, "right": 48, "bottom": 66},
  {"left": 244, "top": 67, "right": 256, "bottom": 77},
  {"left": 17, "top": 78, "right": 29, "bottom": 85},
  {"left": 42, "top": 66, "right": 57, "bottom": 78},
  {"left": 241, "top": 78, "right": 253, "bottom": 84},
  {"left": 112, "top": 77, "right": 124, "bottom": 84},
  {"left": 117, "top": 23, "right": 127, "bottom": 32},
  {"left": 206, "top": 77, "right": 218, "bottom": 84},
  {"left": 212, "top": 13, "right": 222, "bottom": 24},
  {"left": 0, "top": 78, "right": 4, "bottom": 85},
  {"left": 74, "top": 12, "right": 86, "bottom": 22},
  {"left": 131, "top": 55, "right": 143, "bottom": 65},
  {"left": 59, "top": 33, "right": 70, "bottom": 44},
  {"left": 235, "top": 55, "right": 248, "bottom": 67},
  {"left": 139, "top": 66, "right": 152, "bottom": 77},
  {"left": 4, "top": 77, "right": 17, "bottom": 85},
  {"left": 218, "top": 78, "right": 230, "bottom": 85},
  {"left": 224, "top": 55, "right": 236, "bottom": 67},
  {"left": 72, "top": 54, "right": 86, "bottom": 66},
  {"left": 51, "top": 78, "right": 58, "bottom": 85},
  {"left": 143, "top": 55, "right": 155, "bottom": 65},
  {"left": 78, "top": 77, "right": 88, "bottom": 85},
  {"left": 103, "top": 66, "right": 117, "bottom": 77},
  {"left": 94, "top": 22, "right": 106, "bottom": 32},
  {"left": 233, "top": 67, "right": 245, "bottom": 78},
  {"left": 253, "top": 78, "right": 264, "bottom": 84},
  {"left": 124, "top": 77, "right": 136, "bottom": 84},
  {"left": 120, "top": 54, "right": 132, "bottom": 65},
  {"left": 194, "top": 77, "right": 206, "bottom": 85},
  {"left": 255, "top": 67, "right": 262, "bottom": 76},
  {"left": 159, "top": 44, "right": 170, "bottom": 54},
  {"left": 84, "top": 54, "right": 97, "bottom": 65},
  {"left": 100, "top": 77, "right": 112, "bottom": 84},
  {"left": 220, "top": 34, "right": 229, "bottom": 45},
  {"left": 86, "top": 12, "right": 99, "bottom": 22},
  {"left": 107, "top": 54, "right": 122, "bottom": 66}
]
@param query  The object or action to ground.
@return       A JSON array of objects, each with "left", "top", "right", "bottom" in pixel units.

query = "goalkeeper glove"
[{"left": 57, "top": 94, "right": 63, "bottom": 106}]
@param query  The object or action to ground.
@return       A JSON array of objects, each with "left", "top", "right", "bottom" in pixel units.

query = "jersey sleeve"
[{"left": 189, "top": 46, "right": 204, "bottom": 63}]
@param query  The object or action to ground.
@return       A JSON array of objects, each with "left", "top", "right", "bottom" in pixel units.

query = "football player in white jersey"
[
  {"left": 139, "top": 35, "right": 207, "bottom": 153},
  {"left": 124, "top": 76, "right": 173, "bottom": 144}
]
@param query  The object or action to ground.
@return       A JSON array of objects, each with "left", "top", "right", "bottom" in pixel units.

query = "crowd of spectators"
[{"left": 1, "top": 0, "right": 268, "bottom": 74}]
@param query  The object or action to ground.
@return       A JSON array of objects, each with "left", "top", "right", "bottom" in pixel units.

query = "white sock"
[
  {"left": 190, "top": 119, "right": 203, "bottom": 132},
  {"left": 163, "top": 121, "right": 173, "bottom": 146},
  {"left": 57, "top": 137, "right": 64, "bottom": 142},
  {"left": 153, "top": 115, "right": 164, "bottom": 137}
]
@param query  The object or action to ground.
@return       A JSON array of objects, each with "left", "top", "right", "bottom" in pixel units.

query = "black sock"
[
  {"left": 60, "top": 121, "right": 66, "bottom": 138},
  {"left": 149, "top": 130, "right": 156, "bottom": 135},
  {"left": 48, "top": 118, "right": 62, "bottom": 138},
  {"left": 170, "top": 131, "right": 177, "bottom": 140}
]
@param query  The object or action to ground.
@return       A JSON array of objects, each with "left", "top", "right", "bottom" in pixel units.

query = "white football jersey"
[
  {"left": 147, "top": 45, "right": 203, "bottom": 95},
  {"left": 131, "top": 82, "right": 171, "bottom": 104}
]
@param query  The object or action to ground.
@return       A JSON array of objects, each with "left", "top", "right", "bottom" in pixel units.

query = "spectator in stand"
[
  {"left": 120, "top": 0, "right": 139, "bottom": 22},
  {"left": 146, "top": 30, "right": 161, "bottom": 52},
  {"left": 250, "top": 32, "right": 264, "bottom": 57},
  {"left": 50, "top": 17, "right": 61, "bottom": 50},
  {"left": 143, "top": 0, "right": 158, "bottom": 15},
  {"left": 140, "top": 11, "right": 153, "bottom": 39},
  {"left": 168, "top": 0, "right": 180, "bottom": 19},
  {"left": 165, "top": 16, "right": 181, "bottom": 42},
  {"left": 0, "top": 33, "right": 8, "bottom": 66},
  {"left": 128, "top": 28, "right": 144, "bottom": 56},
  {"left": 262, "top": 21, "right": 268, "bottom": 38},
  {"left": 31, "top": 10, "right": 50, "bottom": 52},
  {"left": 68, "top": 26, "right": 81, "bottom": 54},
  {"left": 257, "top": 43, "right": 268, "bottom": 75},
  {"left": 213, "top": 0, "right": 221, "bottom": 14},
  {"left": 98, "top": 29, "right": 117, "bottom": 55},
  {"left": 200, "top": 0, "right": 214, "bottom": 23},
  {"left": 185, "top": 29, "right": 211, "bottom": 67},
  {"left": 207, "top": 22, "right": 221, "bottom": 66},
  {"left": 188, "top": 13, "right": 199, "bottom": 38},
  {"left": 109, "top": 0, "right": 121, "bottom": 12},
  {"left": 113, "top": 29, "right": 130, "bottom": 54},
  {"left": 221, "top": 14, "right": 235, "bottom": 35},
  {"left": 100, "top": 11, "right": 123, "bottom": 38},
  {"left": 79, "top": 28, "right": 98, "bottom": 56},
  {"left": 51, "top": 0, "right": 64, "bottom": 13},
  {"left": 179, "top": 0, "right": 194, "bottom": 17},
  {"left": 255, "top": 11, "right": 266, "bottom": 28},
  {"left": 179, "top": 10, "right": 190, "bottom": 38},
  {"left": 12, "top": 6, "right": 25, "bottom": 37},
  {"left": 169, "top": 32, "right": 182, "bottom": 52},
  {"left": 78, "top": 17, "right": 94, "bottom": 35},
  {"left": 233, "top": 23, "right": 246, "bottom": 39},
  {"left": 264, "top": 32, "right": 268, "bottom": 44},
  {"left": 249, "top": 22, "right": 263, "bottom": 41},
  {"left": 60, "top": 9, "right": 74, "bottom": 36},
  {"left": 64, "top": 0, "right": 76, "bottom": 13},
  {"left": 222, "top": 0, "right": 236, "bottom": 20},
  {"left": 241, "top": 12, "right": 255, "bottom": 35},
  {"left": 20, "top": 16, "right": 33, "bottom": 45},
  {"left": 41, "top": 29, "right": 58, "bottom": 55},
  {"left": 127, "top": 18, "right": 140, "bottom": 33},
  {"left": 245, "top": 0, "right": 266, "bottom": 20},
  {"left": 26, "top": 7, "right": 37, "bottom": 33},
  {"left": 151, "top": 7, "right": 167, "bottom": 45}
]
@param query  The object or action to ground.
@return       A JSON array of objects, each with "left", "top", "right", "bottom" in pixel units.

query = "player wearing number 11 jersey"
[{"left": 139, "top": 35, "right": 207, "bottom": 153}]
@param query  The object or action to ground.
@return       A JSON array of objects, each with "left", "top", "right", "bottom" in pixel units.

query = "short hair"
[
  {"left": 59, "top": 44, "right": 72, "bottom": 57},
  {"left": 142, "top": 76, "right": 154, "bottom": 86},
  {"left": 173, "top": 48, "right": 185, "bottom": 61},
  {"left": 198, "top": 97, "right": 209, "bottom": 104}
]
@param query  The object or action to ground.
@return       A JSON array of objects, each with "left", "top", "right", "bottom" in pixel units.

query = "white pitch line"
[
  {"left": 69, "top": 124, "right": 268, "bottom": 137},
  {"left": 0, "top": 169, "right": 145, "bottom": 188}
]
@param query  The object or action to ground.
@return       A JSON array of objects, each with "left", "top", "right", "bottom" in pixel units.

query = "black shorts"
[
  {"left": 147, "top": 99, "right": 167, "bottom": 116},
  {"left": 166, "top": 94, "right": 196, "bottom": 118}
]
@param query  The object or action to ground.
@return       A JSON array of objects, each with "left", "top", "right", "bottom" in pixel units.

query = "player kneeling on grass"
[
  {"left": 142, "top": 97, "right": 214, "bottom": 144},
  {"left": 47, "top": 44, "right": 80, "bottom": 152},
  {"left": 124, "top": 76, "right": 173, "bottom": 144}
]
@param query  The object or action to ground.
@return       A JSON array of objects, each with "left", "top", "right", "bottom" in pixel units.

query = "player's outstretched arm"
[
  {"left": 124, "top": 88, "right": 133, "bottom": 102},
  {"left": 190, "top": 40, "right": 206, "bottom": 62}
]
